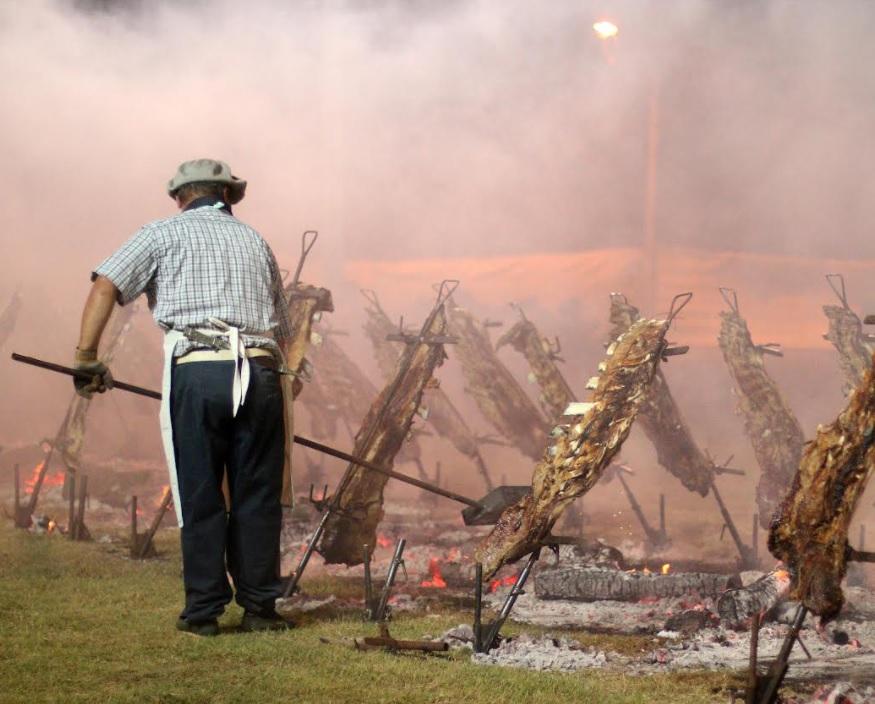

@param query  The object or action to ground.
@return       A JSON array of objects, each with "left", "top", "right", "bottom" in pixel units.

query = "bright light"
[{"left": 593, "top": 20, "right": 619, "bottom": 40}]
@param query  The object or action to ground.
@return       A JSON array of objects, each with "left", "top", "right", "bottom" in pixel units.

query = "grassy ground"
[{"left": 0, "top": 521, "right": 746, "bottom": 704}]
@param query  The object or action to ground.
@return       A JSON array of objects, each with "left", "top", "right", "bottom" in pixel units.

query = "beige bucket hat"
[{"left": 167, "top": 158, "right": 247, "bottom": 204}]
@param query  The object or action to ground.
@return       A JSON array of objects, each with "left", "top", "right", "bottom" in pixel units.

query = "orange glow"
[
  {"left": 488, "top": 575, "right": 518, "bottom": 593},
  {"left": 420, "top": 557, "right": 447, "bottom": 589},
  {"left": 593, "top": 20, "right": 619, "bottom": 40},
  {"left": 23, "top": 462, "right": 65, "bottom": 495},
  {"left": 376, "top": 535, "right": 392, "bottom": 549},
  {"left": 661, "top": 563, "right": 671, "bottom": 575},
  {"left": 155, "top": 485, "right": 170, "bottom": 508}
]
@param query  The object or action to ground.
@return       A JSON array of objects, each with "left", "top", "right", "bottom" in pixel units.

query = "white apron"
[{"left": 158, "top": 322, "right": 254, "bottom": 527}]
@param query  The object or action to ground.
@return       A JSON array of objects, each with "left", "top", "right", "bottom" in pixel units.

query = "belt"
[{"left": 175, "top": 347, "right": 275, "bottom": 365}]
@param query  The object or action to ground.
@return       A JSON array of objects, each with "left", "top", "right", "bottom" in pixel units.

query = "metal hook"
[
  {"left": 666, "top": 292, "right": 693, "bottom": 325},
  {"left": 825, "top": 273, "right": 849, "bottom": 309},
  {"left": 718, "top": 287, "right": 739, "bottom": 314},
  {"left": 434, "top": 279, "right": 460, "bottom": 308},
  {"left": 291, "top": 230, "right": 319, "bottom": 286},
  {"left": 360, "top": 288, "right": 383, "bottom": 313}
]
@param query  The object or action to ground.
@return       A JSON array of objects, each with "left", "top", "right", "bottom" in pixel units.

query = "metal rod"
[
  {"left": 481, "top": 550, "right": 540, "bottom": 652},
  {"left": 617, "top": 472, "right": 663, "bottom": 546},
  {"left": 74, "top": 475, "right": 88, "bottom": 540},
  {"left": 67, "top": 473, "right": 76, "bottom": 540},
  {"left": 282, "top": 509, "right": 331, "bottom": 598},
  {"left": 12, "top": 353, "right": 162, "bottom": 400},
  {"left": 847, "top": 546, "right": 875, "bottom": 563},
  {"left": 12, "top": 353, "right": 484, "bottom": 512},
  {"left": 473, "top": 563, "right": 483, "bottom": 653},
  {"left": 756, "top": 605, "right": 807, "bottom": 704},
  {"left": 710, "top": 475, "right": 755, "bottom": 568},
  {"left": 752, "top": 514, "right": 759, "bottom": 564},
  {"left": 363, "top": 544, "right": 374, "bottom": 620},
  {"left": 659, "top": 493, "right": 666, "bottom": 535},
  {"left": 745, "top": 611, "right": 760, "bottom": 704},
  {"left": 13, "top": 463, "right": 20, "bottom": 514},
  {"left": 292, "top": 435, "right": 480, "bottom": 508},
  {"left": 130, "top": 495, "right": 138, "bottom": 558},
  {"left": 375, "top": 538, "right": 407, "bottom": 622},
  {"left": 137, "top": 487, "right": 172, "bottom": 559}
]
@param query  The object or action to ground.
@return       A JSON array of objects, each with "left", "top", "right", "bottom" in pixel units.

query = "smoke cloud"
[{"left": 2, "top": 1, "right": 874, "bottom": 530}]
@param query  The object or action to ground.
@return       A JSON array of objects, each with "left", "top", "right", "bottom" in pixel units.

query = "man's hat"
[{"left": 167, "top": 158, "right": 247, "bottom": 204}]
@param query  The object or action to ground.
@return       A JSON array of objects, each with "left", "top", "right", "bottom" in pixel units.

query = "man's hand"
[{"left": 73, "top": 348, "right": 114, "bottom": 399}]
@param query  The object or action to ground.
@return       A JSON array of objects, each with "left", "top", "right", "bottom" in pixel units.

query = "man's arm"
[
  {"left": 78, "top": 275, "right": 119, "bottom": 351},
  {"left": 73, "top": 275, "right": 120, "bottom": 398}
]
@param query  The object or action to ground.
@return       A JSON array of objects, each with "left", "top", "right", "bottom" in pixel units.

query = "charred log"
[
  {"left": 718, "top": 290, "right": 804, "bottom": 528},
  {"left": 495, "top": 306, "right": 576, "bottom": 422},
  {"left": 447, "top": 300, "right": 548, "bottom": 461},
  {"left": 768, "top": 351, "right": 875, "bottom": 621},
  {"left": 609, "top": 294, "right": 712, "bottom": 496},
  {"left": 475, "top": 311, "right": 680, "bottom": 578},
  {"left": 535, "top": 566, "right": 739, "bottom": 602},
  {"left": 716, "top": 568, "right": 791, "bottom": 628},
  {"left": 317, "top": 306, "right": 449, "bottom": 564}
]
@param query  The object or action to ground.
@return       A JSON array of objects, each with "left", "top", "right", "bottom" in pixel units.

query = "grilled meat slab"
[
  {"left": 362, "top": 291, "right": 494, "bottom": 489},
  {"left": 609, "top": 294, "right": 712, "bottom": 496},
  {"left": 317, "top": 306, "right": 449, "bottom": 564},
  {"left": 496, "top": 310, "right": 576, "bottom": 422},
  {"left": 447, "top": 300, "right": 548, "bottom": 461},
  {"left": 718, "top": 296, "right": 804, "bottom": 528},
  {"left": 475, "top": 316, "right": 671, "bottom": 578},
  {"left": 768, "top": 352, "right": 875, "bottom": 621}
]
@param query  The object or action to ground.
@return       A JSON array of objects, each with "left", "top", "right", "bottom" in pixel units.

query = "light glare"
[{"left": 593, "top": 20, "right": 619, "bottom": 40}]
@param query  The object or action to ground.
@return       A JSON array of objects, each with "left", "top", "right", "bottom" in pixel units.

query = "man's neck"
[{"left": 182, "top": 196, "right": 232, "bottom": 214}]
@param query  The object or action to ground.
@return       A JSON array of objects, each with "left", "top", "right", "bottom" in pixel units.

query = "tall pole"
[{"left": 644, "top": 85, "right": 660, "bottom": 308}]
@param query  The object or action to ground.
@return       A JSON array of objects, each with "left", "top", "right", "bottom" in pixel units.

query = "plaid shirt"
[{"left": 93, "top": 203, "right": 293, "bottom": 357}]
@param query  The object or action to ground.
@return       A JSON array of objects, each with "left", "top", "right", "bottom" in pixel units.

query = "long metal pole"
[
  {"left": 374, "top": 538, "right": 407, "bottom": 622},
  {"left": 12, "top": 352, "right": 483, "bottom": 511},
  {"left": 710, "top": 475, "right": 755, "bottom": 568},
  {"left": 482, "top": 550, "right": 540, "bottom": 652}
]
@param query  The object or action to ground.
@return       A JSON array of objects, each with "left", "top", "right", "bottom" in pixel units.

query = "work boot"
[
  {"left": 176, "top": 617, "right": 220, "bottom": 637},
  {"left": 240, "top": 610, "right": 294, "bottom": 633}
]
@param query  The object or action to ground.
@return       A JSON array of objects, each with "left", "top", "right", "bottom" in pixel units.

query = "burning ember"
[
  {"left": 23, "top": 462, "right": 64, "bottom": 495},
  {"left": 420, "top": 557, "right": 447, "bottom": 589},
  {"left": 489, "top": 575, "right": 518, "bottom": 593},
  {"left": 376, "top": 535, "right": 392, "bottom": 549}
]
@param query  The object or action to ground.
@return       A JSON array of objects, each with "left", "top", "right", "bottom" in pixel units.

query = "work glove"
[{"left": 73, "top": 348, "right": 114, "bottom": 399}]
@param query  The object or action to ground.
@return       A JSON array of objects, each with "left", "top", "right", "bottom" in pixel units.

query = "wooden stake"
[
  {"left": 74, "top": 475, "right": 88, "bottom": 541},
  {"left": 137, "top": 487, "right": 172, "bottom": 559},
  {"left": 130, "top": 496, "right": 138, "bottom": 559},
  {"left": 67, "top": 473, "right": 76, "bottom": 540}
]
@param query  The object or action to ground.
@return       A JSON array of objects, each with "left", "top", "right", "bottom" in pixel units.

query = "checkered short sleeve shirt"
[{"left": 93, "top": 204, "right": 293, "bottom": 356}]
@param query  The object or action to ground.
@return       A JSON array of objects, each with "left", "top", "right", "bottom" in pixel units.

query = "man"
[{"left": 75, "top": 158, "right": 294, "bottom": 636}]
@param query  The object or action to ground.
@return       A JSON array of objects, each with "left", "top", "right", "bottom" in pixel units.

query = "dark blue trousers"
[{"left": 171, "top": 359, "right": 285, "bottom": 623}]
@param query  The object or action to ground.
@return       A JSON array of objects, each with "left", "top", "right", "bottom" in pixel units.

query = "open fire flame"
[
  {"left": 489, "top": 575, "right": 518, "bottom": 593},
  {"left": 23, "top": 462, "right": 65, "bottom": 495},
  {"left": 376, "top": 534, "right": 392, "bottom": 549},
  {"left": 419, "top": 557, "right": 447, "bottom": 588}
]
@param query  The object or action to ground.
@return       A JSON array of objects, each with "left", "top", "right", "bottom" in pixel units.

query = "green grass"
[{"left": 0, "top": 521, "right": 745, "bottom": 704}]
